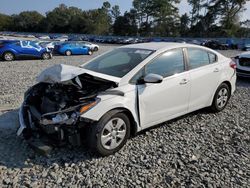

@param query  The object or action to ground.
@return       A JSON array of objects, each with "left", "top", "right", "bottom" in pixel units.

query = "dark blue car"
[
  {"left": 0, "top": 40, "right": 52, "bottom": 61},
  {"left": 55, "top": 42, "right": 92, "bottom": 56}
]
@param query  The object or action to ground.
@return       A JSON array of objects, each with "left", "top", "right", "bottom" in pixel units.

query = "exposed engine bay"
[{"left": 20, "top": 66, "right": 118, "bottom": 146}]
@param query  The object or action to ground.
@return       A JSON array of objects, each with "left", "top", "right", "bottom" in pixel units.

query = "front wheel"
[
  {"left": 87, "top": 112, "right": 130, "bottom": 156},
  {"left": 42, "top": 52, "right": 51, "bottom": 60},
  {"left": 3, "top": 52, "right": 15, "bottom": 61},
  {"left": 211, "top": 83, "right": 230, "bottom": 112}
]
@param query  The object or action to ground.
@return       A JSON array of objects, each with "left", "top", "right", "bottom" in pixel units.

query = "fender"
[{"left": 81, "top": 94, "right": 141, "bottom": 132}]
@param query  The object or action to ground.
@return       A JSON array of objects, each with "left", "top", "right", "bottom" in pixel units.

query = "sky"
[{"left": 0, "top": 0, "right": 249, "bottom": 21}]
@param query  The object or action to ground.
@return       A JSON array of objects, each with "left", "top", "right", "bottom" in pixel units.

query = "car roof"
[
  {"left": 0, "top": 40, "right": 19, "bottom": 43},
  {"left": 120, "top": 42, "right": 203, "bottom": 51}
]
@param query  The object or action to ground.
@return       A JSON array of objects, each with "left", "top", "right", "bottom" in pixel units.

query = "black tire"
[
  {"left": 94, "top": 47, "right": 98, "bottom": 51},
  {"left": 88, "top": 50, "right": 93, "bottom": 55},
  {"left": 65, "top": 50, "right": 72, "bottom": 56},
  {"left": 42, "top": 52, "right": 51, "bottom": 60},
  {"left": 3, "top": 52, "right": 15, "bottom": 61},
  {"left": 211, "top": 83, "right": 230, "bottom": 112},
  {"left": 87, "top": 112, "right": 131, "bottom": 156}
]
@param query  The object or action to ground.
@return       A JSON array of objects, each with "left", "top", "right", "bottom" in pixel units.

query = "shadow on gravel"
[
  {"left": 0, "top": 110, "right": 98, "bottom": 169},
  {"left": 237, "top": 77, "right": 250, "bottom": 87}
]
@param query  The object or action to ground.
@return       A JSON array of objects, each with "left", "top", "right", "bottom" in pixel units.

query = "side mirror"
[{"left": 142, "top": 73, "right": 163, "bottom": 84}]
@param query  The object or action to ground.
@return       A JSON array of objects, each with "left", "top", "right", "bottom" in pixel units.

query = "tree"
[
  {"left": 133, "top": 0, "right": 154, "bottom": 35},
  {"left": 10, "top": 11, "right": 44, "bottom": 32},
  {"left": 151, "top": 0, "right": 181, "bottom": 36},
  {"left": 0, "top": 14, "right": 12, "bottom": 31},
  {"left": 180, "top": 13, "right": 190, "bottom": 37},
  {"left": 113, "top": 10, "right": 138, "bottom": 36},
  {"left": 111, "top": 5, "right": 121, "bottom": 20},
  {"left": 188, "top": 0, "right": 205, "bottom": 27}
]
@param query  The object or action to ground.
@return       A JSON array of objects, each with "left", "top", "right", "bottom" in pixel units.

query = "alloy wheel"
[
  {"left": 4, "top": 53, "right": 14, "bottom": 61},
  {"left": 42, "top": 53, "right": 50, "bottom": 60},
  {"left": 216, "top": 88, "right": 228, "bottom": 109},
  {"left": 101, "top": 118, "right": 127, "bottom": 150}
]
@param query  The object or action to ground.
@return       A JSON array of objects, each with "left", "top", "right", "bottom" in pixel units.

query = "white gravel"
[{"left": 0, "top": 46, "right": 249, "bottom": 187}]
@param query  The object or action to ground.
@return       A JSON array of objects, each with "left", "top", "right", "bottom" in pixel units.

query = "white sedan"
[
  {"left": 81, "top": 41, "right": 99, "bottom": 51},
  {"left": 17, "top": 43, "right": 236, "bottom": 156}
]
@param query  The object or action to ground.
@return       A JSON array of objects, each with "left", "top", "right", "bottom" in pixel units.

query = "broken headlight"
[{"left": 79, "top": 98, "right": 101, "bottom": 114}]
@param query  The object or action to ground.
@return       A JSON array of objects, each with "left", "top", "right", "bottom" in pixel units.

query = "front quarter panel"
[{"left": 81, "top": 84, "right": 140, "bottom": 131}]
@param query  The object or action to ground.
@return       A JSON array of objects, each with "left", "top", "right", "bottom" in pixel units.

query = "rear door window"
[
  {"left": 187, "top": 48, "right": 210, "bottom": 69},
  {"left": 208, "top": 52, "right": 217, "bottom": 63}
]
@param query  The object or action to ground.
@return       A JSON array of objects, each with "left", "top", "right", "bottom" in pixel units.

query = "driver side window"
[{"left": 145, "top": 48, "right": 185, "bottom": 78}]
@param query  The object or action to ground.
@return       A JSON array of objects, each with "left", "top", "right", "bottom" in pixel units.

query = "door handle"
[
  {"left": 213, "top": 68, "right": 220, "bottom": 72},
  {"left": 180, "top": 79, "right": 188, "bottom": 85}
]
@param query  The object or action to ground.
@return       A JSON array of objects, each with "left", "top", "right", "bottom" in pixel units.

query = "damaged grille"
[{"left": 24, "top": 73, "right": 116, "bottom": 127}]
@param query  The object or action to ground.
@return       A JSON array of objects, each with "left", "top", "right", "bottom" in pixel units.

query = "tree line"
[{"left": 0, "top": 0, "right": 249, "bottom": 37}]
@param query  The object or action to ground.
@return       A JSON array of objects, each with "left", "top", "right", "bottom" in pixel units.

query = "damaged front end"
[{"left": 17, "top": 64, "right": 117, "bottom": 146}]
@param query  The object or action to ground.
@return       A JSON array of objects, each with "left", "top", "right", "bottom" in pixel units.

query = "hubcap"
[
  {"left": 217, "top": 88, "right": 228, "bottom": 108},
  {"left": 101, "top": 118, "right": 127, "bottom": 150},
  {"left": 43, "top": 53, "right": 50, "bottom": 59},
  {"left": 66, "top": 51, "right": 71, "bottom": 56},
  {"left": 5, "top": 53, "right": 13, "bottom": 61}
]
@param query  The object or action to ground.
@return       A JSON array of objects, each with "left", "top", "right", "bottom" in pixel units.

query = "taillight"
[
  {"left": 230, "top": 61, "right": 237, "bottom": 69},
  {"left": 0, "top": 44, "right": 4, "bottom": 48}
]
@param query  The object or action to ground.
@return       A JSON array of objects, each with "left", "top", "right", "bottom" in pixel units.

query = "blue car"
[
  {"left": 0, "top": 40, "right": 52, "bottom": 61},
  {"left": 55, "top": 42, "right": 92, "bottom": 56}
]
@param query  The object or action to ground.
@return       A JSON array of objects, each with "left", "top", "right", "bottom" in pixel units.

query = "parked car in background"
[
  {"left": 226, "top": 39, "right": 238, "bottom": 49},
  {"left": 241, "top": 40, "right": 250, "bottom": 51},
  {"left": 36, "top": 41, "right": 61, "bottom": 52},
  {"left": 54, "top": 35, "right": 68, "bottom": 42},
  {"left": 0, "top": 40, "right": 52, "bottom": 61},
  {"left": 55, "top": 42, "right": 92, "bottom": 56},
  {"left": 80, "top": 41, "right": 99, "bottom": 51},
  {"left": 234, "top": 52, "right": 250, "bottom": 77},
  {"left": 18, "top": 42, "right": 236, "bottom": 156},
  {"left": 203, "top": 40, "right": 229, "bottom": 50},
  {"left": 36, "top": 35, "right": 50, "bottom": 40}
]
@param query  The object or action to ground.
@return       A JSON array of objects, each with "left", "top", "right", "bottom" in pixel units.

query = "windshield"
[{"left": 82, "top": 48, "right": 154, "bottom": 77}]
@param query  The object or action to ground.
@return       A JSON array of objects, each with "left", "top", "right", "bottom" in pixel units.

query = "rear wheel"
[
  {"left": 42, "top": 52, "right": 51, "bottom": 60},
  {"left": 87, "top": 112, "right": 130, "bottom": 156},
  {"left": 94, "top": 47, "right": 98, "bottom": 51},
  {"left": 3, "top": 52, "right": 14, "bottom": 61},
  {"left": 211, "top": 83, "right": 230, "bottom": 112},
  {"left": 65, "top": 50, "right": 72, "bottom": 56}
]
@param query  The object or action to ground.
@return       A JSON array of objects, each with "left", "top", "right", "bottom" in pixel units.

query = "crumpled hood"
[
  {"left": 37, "top": 64, "right": 86, "bottom": 83},
  {"left": 37, "top": 64, "right": 121, "bottom": 84}
]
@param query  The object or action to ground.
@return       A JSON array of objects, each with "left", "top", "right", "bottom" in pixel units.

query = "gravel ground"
[{"left": 0, "top": 46, "right": 249, "bottom": 187}]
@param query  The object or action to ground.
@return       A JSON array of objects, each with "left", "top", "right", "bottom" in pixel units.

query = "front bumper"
[{"left": 17, "top": 103, "right": 88, "bottom": 146}]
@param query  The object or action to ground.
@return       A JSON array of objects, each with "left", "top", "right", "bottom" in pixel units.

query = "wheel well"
[
  {"left": 3, "top": 51, "right": 15, "bottom": 56},
  {"left": 104, "top": 108, "right": 138, "bottom": 137},
  {"left": 221, "top": 81, "right": 232, "bottom": 96},
  {"left": 2, "top": 51, "right": 15, "bottom": 59}
]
